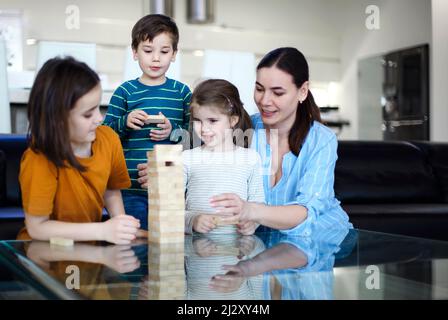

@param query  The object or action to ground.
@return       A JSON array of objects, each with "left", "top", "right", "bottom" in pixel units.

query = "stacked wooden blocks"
[
  {"left": 147, "top": 144, "right": 185, "bottom": 243},
  {"left": 147, "top": 242, "right": 185, "bottom": 299},
  {"left": 146, "top": 145, "right": 185, "bottom": 299}
]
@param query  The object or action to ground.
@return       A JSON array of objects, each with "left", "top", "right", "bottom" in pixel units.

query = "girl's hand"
[
  {"left": 137, "top": 163, "right": 148, "bottom": 189},
  {"left": 127, "top": 109, "right": 148, "bottom": 130},
  {"left": 193, "top": 237, "right": 217, "bottom": 257},
  {"left": 209, "top": 193, "right": 253, "bottom": 221},
  {"left": 150, "top": 112, "right": 172, "bottom": 141},
  {"left": 101, "top": 215, "right": 140, "bottom": 245},
  {"left": 193, "top": 214, "right": 217, "bottom": 234}
]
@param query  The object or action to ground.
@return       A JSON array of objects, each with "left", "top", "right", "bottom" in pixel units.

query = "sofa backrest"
[
  {"left": 335, "top": 141, "right": 443, "bottom": 204},
  {"left": 0, "top": 150, "right": 5, "bottom": 205},
  {"left": 0, "top": 134, "right": 28, "bottom": 207},
  {"left": 411, "top": 141, "right": 448, "bottom": 202}
]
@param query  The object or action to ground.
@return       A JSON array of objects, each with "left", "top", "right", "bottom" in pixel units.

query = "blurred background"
[{"left": 0, "top": 0, "right": 446, "bottom": 142}]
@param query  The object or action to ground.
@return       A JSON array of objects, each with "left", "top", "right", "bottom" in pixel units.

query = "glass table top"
[{"left": 0, "top": 227, "right": 447, "bottom": 300}]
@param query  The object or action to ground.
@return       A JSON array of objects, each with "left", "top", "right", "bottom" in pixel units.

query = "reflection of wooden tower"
[
  {"left": 147, "top": 144, "right": 185, "bottom": 243},
  {"left": 147, "top": 242, "right": 185, "bottom": 300},
  {"left": 146, "top": 144, "right": 185, "bottom": 299}
]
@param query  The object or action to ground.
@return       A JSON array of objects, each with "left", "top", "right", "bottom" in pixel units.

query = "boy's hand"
[
  {"left": 137, "top": 163, "right": 148, "bottom": 189},
  {"left": 150, "top": 112, "right": 172, "bottom": 141},
  {"left": 193, "top": 214, "right": 217, "bottom": 234},
  {"left": 127, "top": 109, "right": 148, "bottom": 130}
]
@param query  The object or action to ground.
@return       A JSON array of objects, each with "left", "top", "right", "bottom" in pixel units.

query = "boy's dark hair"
[
  {"left": 27, "top": 56, "right": 100, "bottom": 171},
  {"left": 190, "top": 79, "right": 253, "bottom": 148},
  {"left": 131, "top": 14, "right": 179, "bottom": 51},
  {"left": 257, "top": 47, "right": 322, "bottom": 156}
]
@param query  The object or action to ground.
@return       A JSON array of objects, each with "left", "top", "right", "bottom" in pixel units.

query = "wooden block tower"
[
  {"left": 146, "top": 144, "right": 185, "bottom": 299},
  {"left": 147, "top": 144, "right": 185, "bottom": 243}
]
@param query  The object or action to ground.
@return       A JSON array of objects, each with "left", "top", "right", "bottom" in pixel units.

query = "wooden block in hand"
[
  {"left": 213, "top": 216, "right": 240, "bottom": 226},
  {"left": 145, "top": 114, "right": 165, "bottom": 124},
  {"left": 50, "top": 237, "right": 74, "bottom": 246}
]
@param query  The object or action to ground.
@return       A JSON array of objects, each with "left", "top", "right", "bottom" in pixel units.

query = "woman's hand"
[
  {"left": 209, "top": 273, "right": 246, "bottom": 293},
  {"left": 101, "top": 215, "right": 140, "bottom": 245},
  {"left": 237, "top": 221, "right": 259, "bottom": 236},
  {"left": 236, "top": 236, "right": 256, "bottom": 259},
  {"left": 149, "top": 112, "right": 172, "bottom": 141},
  {"left": 127, "top": 109, "right": 148, "bottom": 130},
  {"left": 209, "top": 193, "right": 253, "bottom": 221},
  {"left": 193, "top": 214, "right": 217, "bottom": 234}
]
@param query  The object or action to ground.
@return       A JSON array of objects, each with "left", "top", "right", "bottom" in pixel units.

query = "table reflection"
[{"left": 6, "top": 224, "right": 354, "bottom": 300}]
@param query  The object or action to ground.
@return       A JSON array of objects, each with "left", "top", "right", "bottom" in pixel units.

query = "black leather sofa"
[
  {"left": 336, "top": 141, "right": 448, "bottom": 241},
  {"left": 0, "top": 134, "right": 28, "bottom": 240},
  {"left": 1, "top": 135, "right": 447, "bottom": 241}
]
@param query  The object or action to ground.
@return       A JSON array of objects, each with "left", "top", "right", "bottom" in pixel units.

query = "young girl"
[
  {"left": 17, "top": 57, "right": 141, "bottom": 245},
  {"left": 183, "top": 79, "right": 265, "bottom": 235}
]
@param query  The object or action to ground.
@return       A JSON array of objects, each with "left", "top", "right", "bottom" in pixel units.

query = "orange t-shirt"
[{"left": 17, "top": 126, "right": 131, "bottom": 240}]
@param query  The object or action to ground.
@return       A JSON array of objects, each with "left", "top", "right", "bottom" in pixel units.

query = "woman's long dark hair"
[
  {"left": 190, "top": 79, "right": 253, "bottom": 148},
  {"left": 257, "top": 47, "right": 321, "bottom": 156},
  {"left": 27, "top": 56, "right": 100, "bottom": 171}
]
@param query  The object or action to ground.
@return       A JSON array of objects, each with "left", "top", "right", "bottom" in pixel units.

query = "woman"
[{"left": 139, "top": 47, "right": 351, "bottom": 236}]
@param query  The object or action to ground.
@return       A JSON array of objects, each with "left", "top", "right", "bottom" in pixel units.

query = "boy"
[{"left": 103, "top": 14, "right": 191, "bottom": 230}]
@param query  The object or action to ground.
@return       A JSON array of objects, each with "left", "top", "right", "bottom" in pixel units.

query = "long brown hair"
[
  {"left": 190, "top": 79, "right": 253, "bottom": 148},
  {"left": 27, "top": 56, "right": 100, "bottom": 171},
  {"left": 257, "top": 47, "right": 322, "bottom": 156}
]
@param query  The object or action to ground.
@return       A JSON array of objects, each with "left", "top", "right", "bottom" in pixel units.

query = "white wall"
[
  {"left": 431, "top": 0, "right": 448, "bottom": 142},
  {"left": 339, "top": 0, "right": 432, "bottom": 140},
  {"left": 0, "top": 0, "right": 143, "bottom": 89},
  {"left": 0, "top": 0, "right": 344, "bottom": 88},
  {"left": 0, "top": 41, "right": 11, "bottom": 133},
  {"left": 2, "top": 0, "right": 443, "bottom": 139}
]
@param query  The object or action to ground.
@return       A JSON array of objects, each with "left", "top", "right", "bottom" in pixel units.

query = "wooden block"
[
  {"left": 211, "top": 245, "right": 240, "bottom": 256},
  {"left": 148, "top": 173, "right": 183, "bottom": 181},
  {"left": 149, "top": 222, "right": 184, "bottom": 233},
  {"left": 212, "top": 216, "right": 240, "bottom": 226},
  {"left": 149, "top": 231, "right": 184, "bottom": 238},
  {"left": 147, "top": 281, "right": 185, "bottom": 300},
  {"left": 147, "top": 280, "right": 185, "bottom": 290},
  {"left": 148, "top": 177, "right": 184, "bottom": 190},
  {"left": 148, "top": 198, "right": 185, "bottom": 208},
  {"left": 151, "top": 145, "right": 183, "bottom": 164},
  {"left": 50, "top": 237, "right": 74, "bottom": 246},
  {"left": 148, "top": 203, "right": 184, "bottom": 210},
  {"left": 148, "top": 213, "right": 185, "bottom": 220},
  {"left": 149, "top": 242, "right": 185, "bottom": 254},
  {"left": 148, "top": 216, "right": 184, "bottom": 226},
  {"left": 148, "top": 254, "right": 185, "bottom": 265},
  {"left": 148, "top": 167, "right": 183, "bottom": 176},
  {"left": 148, "top": 232, "right": 184, "bottom": 244},
  {"left": 148, "top": 210, "right": 185, "bottom": 219},
  {"left": 154, "top": 144, "right": 183, "bottom": 154},
  {"left": 145, "top": 114, "right": 165, "bottom": 124},
  {"left": 147, "top": 160, "right": 183, "bottom": 169},
  {"left": 148, "top": 274, "right": 185, "bottom": 283},
  {"left": 149, "top": 186, "right": 184, "bottom": 196},
  {"left": 148, "top": 192, "right": 184, "bottom": 199}
]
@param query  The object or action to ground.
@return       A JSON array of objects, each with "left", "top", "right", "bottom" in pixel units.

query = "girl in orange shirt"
[{"left": 18, "top": 57, "right": 142, "bottom": 245}]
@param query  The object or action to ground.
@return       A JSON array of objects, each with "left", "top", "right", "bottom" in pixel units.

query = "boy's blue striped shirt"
[{"left": 103, "top": 77, "right": 191, "bottom": 194}]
